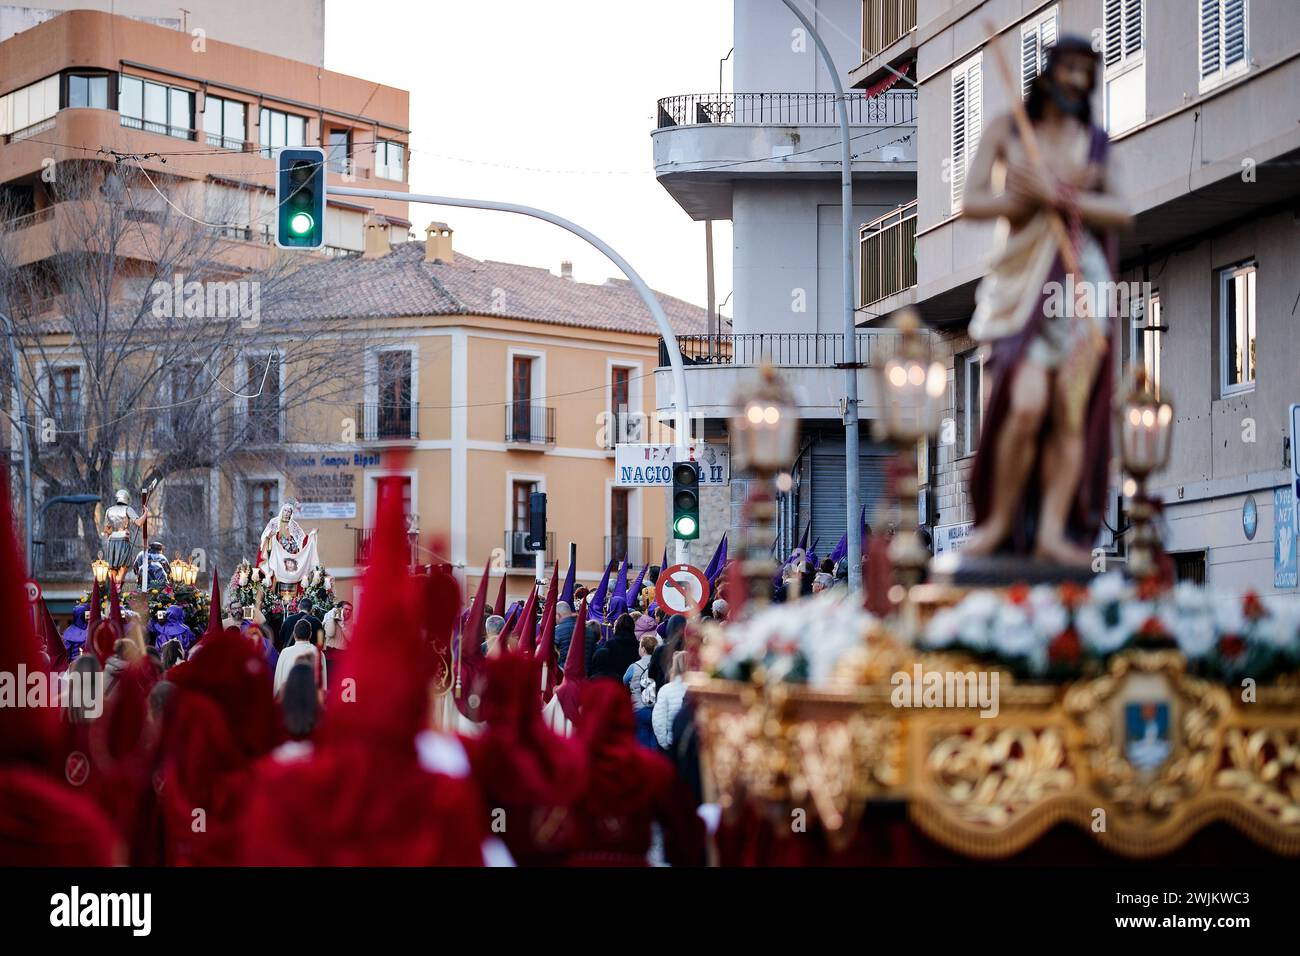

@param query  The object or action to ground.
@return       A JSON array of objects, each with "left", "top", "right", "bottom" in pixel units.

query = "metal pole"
[
  {"left": 778, "top": 0, "right": 862, "bottom": 592},
  {"left": 705, "top": 221, "right": 717, "bottom": 356},
  {"left": 0, "top": 312, "right": 34, "bottom": 572},
  {"left": 329, "top": 187, "right": 695, "bottom": 566}
]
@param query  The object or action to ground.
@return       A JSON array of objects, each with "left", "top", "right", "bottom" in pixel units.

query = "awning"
[{"left": 865, "top": 57, "right": 915, "bottom": 98}]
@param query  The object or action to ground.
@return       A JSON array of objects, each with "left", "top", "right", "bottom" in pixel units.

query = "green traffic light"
[
  {"left": 674, "top": 515, "right": 697, "bottom": 537},
  {"left": 288, "top": 211, "right": 315, "bottom": 236}
]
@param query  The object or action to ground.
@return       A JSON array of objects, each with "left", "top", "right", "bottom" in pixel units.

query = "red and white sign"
[
  {"left": 24, "top": 580, "right": 41, "bottom": 603},
  {"left": 654, "top": 563, "right": 710, "bottom": 617}
]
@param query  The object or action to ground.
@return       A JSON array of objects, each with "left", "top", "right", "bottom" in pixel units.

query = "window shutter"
[
  {"left": 1123, "top": 0, "right": 1143, "bottom": 57},
  {"left": 1223, "top": 0, "right": 1246, "bottom": 68},
  {"left": 1200, "top": 0, "right": 1222, "bottom": 79},
  {"left": 1104, "top": 0, "right": 1123, "bottom": 66},
  {"left": 1021, "top": 25, "right": 1039, "bottom": 97},
  {"left": 951, "top": 69, "right": 967, "bottom": 211}
]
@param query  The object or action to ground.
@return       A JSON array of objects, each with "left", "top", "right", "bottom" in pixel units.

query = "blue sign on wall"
[{"left": 1276, "top": 487, "right": 1297, "bottom": 589}]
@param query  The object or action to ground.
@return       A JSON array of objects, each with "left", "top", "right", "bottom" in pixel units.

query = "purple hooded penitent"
[
  {"left": 62, "top": 603, "right": 89, "bottom": 656},
  {"left": 159, "top": 604, "right": 198, "bottom": 652}
]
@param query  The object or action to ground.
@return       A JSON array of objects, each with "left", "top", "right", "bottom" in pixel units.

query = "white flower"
[
  {"left": 1077, "top": 597, "right": 1149, "bottom": 655},
  {"left": 1089, "top": 572, "right": 1129, "bottom": 604},
  {"left": 1211, "top": 592, "right": 1246, "bottom": 636},
  {"left": 991, "top": 604, "right": 1041, "bottom": 660},
  {"left": 1162, "top": 603, "right": 1215, "bottom": 659},
  {"left": 922, "top": 609, "right": 962, "bottom": 649}
]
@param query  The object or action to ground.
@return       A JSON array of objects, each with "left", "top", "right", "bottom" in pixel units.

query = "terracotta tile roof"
[{"left": 267, "top": 241, "right": 716, "bottom": 336}]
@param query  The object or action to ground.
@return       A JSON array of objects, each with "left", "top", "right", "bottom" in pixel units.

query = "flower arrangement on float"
[
  {"left": 920, "top": 575, "right": 1300, "bottom": 683},
  {"left": 79, "top": 582, "right": 211, "bottom": 633},
  {"left": 227, "top": 559, "right": 336, "bottom": 619}
]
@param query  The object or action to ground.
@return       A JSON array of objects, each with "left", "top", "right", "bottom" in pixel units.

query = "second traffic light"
[
  {"left": 275, "top": 146, "right": 326, "bottom": 249},
  {"left": 528, "top": 491, "right": 548, "bottom": 551},
  {"left": 671, "top": 461, "right": 700, "bottom": 540}
]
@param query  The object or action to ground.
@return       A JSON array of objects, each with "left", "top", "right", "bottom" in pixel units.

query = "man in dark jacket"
[
  {"left": 552, "top": 601, "right": 577, "bottom": 667},
  {"left": 277, "top": 599, "right": 322, "bottom": 652},
  {"left": 648, "top": 614, "right": 687, "bottom": 690},
  {"left": 589, "top": 613, "right": 639, "bottom": 681}
]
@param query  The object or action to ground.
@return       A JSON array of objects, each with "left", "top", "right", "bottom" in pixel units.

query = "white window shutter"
[
  {"left": 1104, "top": 0, "right": 1123, "bottom": 66},
  {"left": 967, "top": 63, "right": 982, "bottom": 155},
  {"left": 1040, "top": 12, "right": 1058, "bottom": 51},
  {"left": 1123, "top": 0, "right": 1143, "bottom": 58},
  {"left": 1200, "top": 0, "right": 1222, "bottom": 79},
  {"left": 1021, "top": 25, "right": 1039, "bottom": 97},
  {"left": 951, "top": 70, "right": 967, "bottom": 211},
  {"left": 1223, "top": 0, "right": 1246, "bottom": 68}
]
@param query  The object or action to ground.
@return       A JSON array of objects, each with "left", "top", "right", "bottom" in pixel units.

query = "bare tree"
[{"left": 0, "top": 158, "right": 365, "bottom": 580}]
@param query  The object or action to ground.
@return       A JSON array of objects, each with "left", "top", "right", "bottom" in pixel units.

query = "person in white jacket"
[{"left": 652, "top": 651, "right": 689, "bottom": 750}]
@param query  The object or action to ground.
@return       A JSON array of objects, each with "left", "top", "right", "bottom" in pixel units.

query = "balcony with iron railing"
[
  {"left": 505, "top": 404, "right": 555, "bottom": 446},
  {"left": 119, "top": 114, "right": 195, "bottom": 141},
  {"left": 505, "top": 530, "right": 556, "bottom": 570},
  {"left": 651, "top": 89, "right": 917, "bottom": 219},
  {"left": 859, "top": 199, "right": 918, "bottom": 308},
  {"left": 355, "top": 402, "right": 418, "bottom": 443},
  {"left": 605, "top": 535, "right": 654, "bottom": 568},
  {"left": 354, "top": 528, "right": 422, "bottom": 567},
  {"left": 654, "top": 331, "right": 905, "bottom": 421}
]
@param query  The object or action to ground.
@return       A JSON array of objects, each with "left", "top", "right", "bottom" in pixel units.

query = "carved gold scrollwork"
[{"left": 1216, "top": 728, "right": 1300, "bottom": 827}]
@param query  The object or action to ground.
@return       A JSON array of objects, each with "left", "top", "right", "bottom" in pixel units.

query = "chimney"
[
  {"left": 425, "top": 222, "right": 453, "bottom": 263},
  {"left": 560, "top": 259, "right": 573, "bottom": 280},
  {"left": 362, "top": 214, "right": 391, "bottom": 259}
]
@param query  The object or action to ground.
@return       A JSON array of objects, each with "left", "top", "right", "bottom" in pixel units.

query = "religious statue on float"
[
  {"left": 98, "top": 488, "right": 150, "bottom": 588},
  {"left": 133, "top": 541, "right": 171, "bottom": 591},
  {"left": 257, "top": 498, "right": 321, "bottom": 599}
]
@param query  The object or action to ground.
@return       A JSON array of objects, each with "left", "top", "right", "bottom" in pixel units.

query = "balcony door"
[
  {"left": 610, "top": 488, "right": 630, "bottom": 564},
  {"left": 47, "top": 366, "right": 81, "bottom": 433},
  {"left": 512, "top": 479, "right": 538, "bottom": 563},
  {"left": 377, "top": 350, "right": 412, "bottom": 439},
  {"left": 511, "top": 356, "right": 533, "bottom": 442}
]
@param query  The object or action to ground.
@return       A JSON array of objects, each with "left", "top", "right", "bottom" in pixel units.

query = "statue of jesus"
[{"left": 958, "top": 35, "right": 1131, "bottom": 566}]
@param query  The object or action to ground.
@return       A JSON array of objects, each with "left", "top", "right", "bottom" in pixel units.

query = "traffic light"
[
  {"left": 275, "top": 146, "right": 326, "bottom": 249},
  {"left": 671, "top": 461, "right": 700, "bottom": 540},
  {"left": 528, "top": 491, "right": 548, "bottom": 550}
]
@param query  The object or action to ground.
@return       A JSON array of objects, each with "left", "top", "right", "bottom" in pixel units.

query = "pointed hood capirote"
[
  {"left": 202, "top": 566, "right": 224, "bottom": 643},
  {"left": 554, "top": 596, "right": 589, "bottom": 723},
  {"left": 453, "top": 551, "right": 494, "bottom": 721}
]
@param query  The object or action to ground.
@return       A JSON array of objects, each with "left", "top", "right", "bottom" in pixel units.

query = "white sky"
[{"left": 324, "top": 0, "right": 735, "bottom": 311}]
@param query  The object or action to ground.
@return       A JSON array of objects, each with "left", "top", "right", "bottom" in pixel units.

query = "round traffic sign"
[{"left": 654, "top": 563, "right": 710, "bottom": 617}]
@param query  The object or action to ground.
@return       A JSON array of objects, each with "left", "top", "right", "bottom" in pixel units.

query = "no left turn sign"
[{"left": 655, "top": 563, "right": 710, "bottom": 617}]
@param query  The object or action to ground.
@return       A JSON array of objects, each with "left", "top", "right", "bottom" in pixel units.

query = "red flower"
[
  {"left": 1048, "top": 628, "right": 1082, "bottom": 667},
  {"left": 1242, "top": 591, "right": 1267, "bottom": 621},
  {"left": 1138, "top": 616, "right": 1170, "bottom": 640},
  {"left": 1219, "top": 634, "right": 1246, "bottom": 659},
  {"left": 1058, "top": 582, "right": 1087, "bottom": 610},
  {"left": 1136, "top": 577, "right": 1166, "bottom": 601},
  {"left": 1007, "top": 584, "right": 1030, "bottom": 605}
]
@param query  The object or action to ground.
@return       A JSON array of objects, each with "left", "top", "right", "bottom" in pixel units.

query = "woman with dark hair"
[
  {"left": 159, "top": 639, "right": 185, "bottom": 671},
  {"left": 582, "top": 620, "right": 601, "bottom": 679},
  {"left": 280, "top": 661, "right": 321, "bottom": 740},
  {"left": 589, "top": 613, "right": 639, "bottom": 680},
  {"left": 648, "top": 614, "right": 687, "bottom": 691}
]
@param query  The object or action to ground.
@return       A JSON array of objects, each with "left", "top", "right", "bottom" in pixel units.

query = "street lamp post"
[
  {"left": 0, "top": 312, "right": 34, "bottom": 569},
  {"left": 778, "top": 0, "right": 863, "bottom": 592},
  {"left": 1119, "top": 368, "right": 1174, "bottom": 580}
]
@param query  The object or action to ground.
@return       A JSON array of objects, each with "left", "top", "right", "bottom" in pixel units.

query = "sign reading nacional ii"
[{"left": 614, "top": 443, "right": 729, "bottom": 487}]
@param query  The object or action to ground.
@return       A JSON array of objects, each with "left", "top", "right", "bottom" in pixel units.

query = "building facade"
[
  {"left": 850, "top": 0, "right": 1300, "bottom": 599},
  {"left": 651, "top": 0, "right": 919, "bottom": 564}
]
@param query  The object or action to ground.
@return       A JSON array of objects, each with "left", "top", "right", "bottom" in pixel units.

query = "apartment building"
[
  {"left": 850, "top": 0, "right": 1300, "bottom": 598},
  {"left": 651, "top": 0, "right": 918, "bottom": 561},
  {"left": 0, "top": 1, "right": 327, "bottom": 66},
  {"left": 0, "top": 9, "right": 410, "bottom": 267},
  {"left": 29, "top": 222, "right": 706, "bottom": 611}
]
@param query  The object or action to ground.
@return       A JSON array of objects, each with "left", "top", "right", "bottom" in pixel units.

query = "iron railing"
[
  {"left": 862, "top": 0, "right": 918, "bottom": 59},
  {"left": 859, "top": 199, "right": 918, "bottom": 306},
  {"left": 505, "top": 530, "right": 556, "bottom": 569},
  {"left": 355, "top": 402, "right": 418, "bottom": 441},
  {"left": 205, "top": 133, "right": 248, "bottom": 151},
  {"left": 354, "top": 528, "right": 422, "bottom": 566},
  {"left": 4, "top": 116, "right": 55, "bottom": 144},
  {"left": 603, "top": 408, "right": 649, "bottom": 449},
  {"left": 658, "top": 332, "right": 900, "bottom": 369},
  {"left": 120, "top": 114, "right": 195, "bottom": 140},
  {"left": 208, "top": 222, "right": 273, "bottom": 244},
  {"left": 1, "top": 207, "right": 55, "bottom": 232},
  {"left": 655, "top": 90, "right": 915, "bottom": 129},
  {"left": 605, "top": 535, "right": 654, "bottom": 568},
  {"left": 38, "top": 537, "right": 84, "bottom": 573},
  {"left": 505, "top": 404, "right": 555, "bottom": 445}
]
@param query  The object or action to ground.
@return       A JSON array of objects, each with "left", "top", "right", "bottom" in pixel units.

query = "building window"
[
  {"left": 118, "top": 75, "right": 193, "bottom": 138},
  {"left": 609, "top": 365, "right": 640, "bottom": 446},
  {"left": 957, "top": 351, "right": 983, "bottom": 456},
  {"left": 328, "top": 129, "right": 351, "bottom": 174},
  {"left": 1130, "top": 290, "right": 1163, "bottom": 399},
  {"left": 1104, "top": 0, "right": 1145, "bottom": 134},
  {"left": 376, "top": 350, "right": 413, "bottom": 439},
  {"left": 47, "top": 365, "right": 81, "bottom": 434},
  {"left": 258, "top": 107, "right": 307, "bottom": 158},
  {"left": 610, "top": 488, "right": 630, "bottom": 562},
  {"left": 0, "top": 75, "right": 59, "bottom": 138},
  {"left": 66, "top": 73, "right": 109, "bottom": 110},
  {"left": 1199, "top": 0, "right": 1249, "bottom": 92},
  {"left": 511, "top": 355, "right": 533, "bottom": 442},
  {"left": 1020, "top": 6, "right": 1059, "bottom": 97},
  {"left": 376, "top": 140, "right": 405, "bottom": 181},
  {"left": 950, "top": 53, "right": 983, "bottom": 214},
  {"left": 245, "top": 480, "right": 278, "bottom": 553},
  {"left": 245, "top": 354, "right": 282, "bottom": 443},
  {"left": 165, "top": 482, "right": 208, "bottom": 550},
  {"left": 203, "top": 95, "right": 245, "bottom": 150},
  {"left": 512, "top": 479, "right": 538, "bottom": 562},
  {"left": 1219, "top": 261, "right": 1256, "bottom": 395}
]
